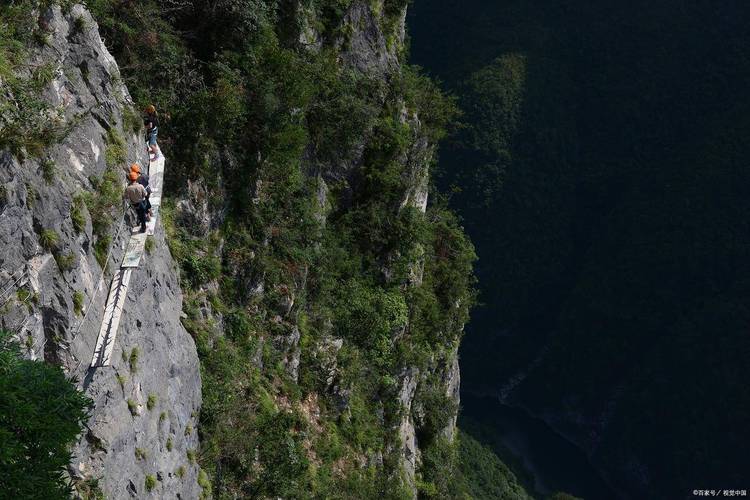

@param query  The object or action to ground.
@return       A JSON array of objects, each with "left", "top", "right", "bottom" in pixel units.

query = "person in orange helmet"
[
  {"left": 123, "top": 170, "right": 148, "bottom": 233},
  {"left": 130, "top": 163, "right": 151, "bottom": 216}
]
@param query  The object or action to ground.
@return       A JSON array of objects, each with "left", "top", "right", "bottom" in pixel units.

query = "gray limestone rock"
[
  {"left": 441, "top": 346, "right": 461, "bottom": 441},
  {"left": 275, "top": 324, "right": 301, "bottom": 382},
  {"left": 0, "top": 5, "right": 201, "bottom": 498},
  {"left": 397, "top": 368, "right": 420, "bottom": 499},
  {"left": 338, "top": 0, "right": 405, "bottom": 77},
  {"left": 398, "top": 110, "right": 433, "bottom": 214},
  {"left": 174, "top": 178, "right": 225, "bottom": 237},
  {"left": 314, "top": 336, "right": 343, "bottom": 391}
]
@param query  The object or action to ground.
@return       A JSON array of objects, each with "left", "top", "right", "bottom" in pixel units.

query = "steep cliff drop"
[
  {"left": 2, "top": 1, "right": 479, "bottom": 497},
  {"left": 0, "top": 4, "right": 201, "bottom": 498}
]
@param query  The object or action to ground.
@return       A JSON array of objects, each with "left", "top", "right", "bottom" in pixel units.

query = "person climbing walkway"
[
  {"left": 144, "top": 104, "right": 160, "bottom": 160},
  {"left": 123, "top": 171, "right": 148, "bottom": 233},
  {"left": 90, "top": 137, "right": 167, "bottom": 368},
  {"left": 130, "top": 163, "right": 151, "bottom": 216}
]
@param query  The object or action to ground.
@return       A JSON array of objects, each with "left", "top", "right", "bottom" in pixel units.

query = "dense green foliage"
[
  {"left": 86, "top": 0, "right": 474, "bottom": 497},
  {"left": 0, "top": 1, "right": 73, "bottom": 158},
  {"left": 455, "top": 431, "right": 532, "bottom": 500},
  {"left": 409, "top": 0, "right": 750, "bottom": 497},
  {"left": 412, "top": 427, "right": 536, "bottom": 500},
  {"left": 0, "top": 330, "right": 92, "bottom": 498}
]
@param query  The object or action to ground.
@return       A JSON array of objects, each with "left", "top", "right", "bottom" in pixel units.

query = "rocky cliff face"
[
  {"left": 302, "top": 2, "right": 464, "bottom": 494},
  {"left": 0, "top": 4, "right": 201, "bottom": 498},
  {"left": 173, "top": 1, "right": 465, "bottom": 497},
  {"left": 2, "top": 0, "right": 468, "bottom": 497}
]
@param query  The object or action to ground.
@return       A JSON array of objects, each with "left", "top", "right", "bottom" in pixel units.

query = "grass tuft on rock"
[
  {"left": 73, "top": 291, "right": 84, "bottom": 316},
  {"left": 129, "top": 347, "right": 139, "bottom": 373},
  {"left": 39, "top": 229, "right": 59, "bottom": 251},
  {"left": 127, "top": 399, "right": 138, "bottom": 416}
]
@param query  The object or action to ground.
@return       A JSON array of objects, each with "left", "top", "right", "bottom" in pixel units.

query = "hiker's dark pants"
[{"left": 133, "top": 202, "right": 147, "bottom": 232}]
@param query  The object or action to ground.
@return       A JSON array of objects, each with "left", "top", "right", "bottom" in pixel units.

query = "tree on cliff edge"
[{"left": 0, "top": 330, "right": 91, "bottom": 498}]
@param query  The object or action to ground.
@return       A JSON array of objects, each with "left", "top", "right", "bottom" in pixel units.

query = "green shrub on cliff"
[
  {"left": 0, "top": 1, "right": 67, "bottom": 158},
  {"left": 453, "top": 430, "right": 533, "bottom": 500},
  {"left": 0, "top": 330, "right": 92, "bottom": 498}
]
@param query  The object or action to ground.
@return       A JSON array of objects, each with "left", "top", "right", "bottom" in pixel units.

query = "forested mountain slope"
[
  {"left": 1, "top": 0, "right": 489, "bottom": 498},
  {"left": 409, "top": 0, "right": 750, "bottom": 498}
]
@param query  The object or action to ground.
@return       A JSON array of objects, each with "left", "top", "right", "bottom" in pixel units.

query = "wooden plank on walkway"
[
  {"left": 148, "top": 154, "right": 165, "bottom": 195},
  {"left": 145, "top": 205, "right": 160, "bottom": 235},
  {"left": 146, "top": 154, "right": 165, "bottom": 236},
  {"left": 122, "top": 233, "right": 147, "bottom": 268},
  {"left": 91, "top": 268, "right": 132, "bottom": 367}
]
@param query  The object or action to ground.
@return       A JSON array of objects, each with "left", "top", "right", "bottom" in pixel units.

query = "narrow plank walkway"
[{"left": 90, "top": 154, "right": 166, "bottom": 368}]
